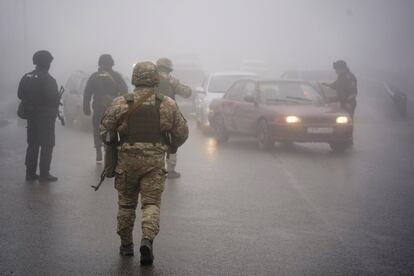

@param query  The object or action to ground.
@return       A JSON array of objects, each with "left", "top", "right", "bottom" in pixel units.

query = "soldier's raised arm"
[{"left": 170, "top": 76, "right": 192, "bottom": 98}]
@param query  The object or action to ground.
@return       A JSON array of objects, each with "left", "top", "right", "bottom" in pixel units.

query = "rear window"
[{"left": 259, "top": 82, "right": 323, "bottom": 104}]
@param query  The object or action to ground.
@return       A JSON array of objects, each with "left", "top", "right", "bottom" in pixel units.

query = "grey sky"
[{"left": 0, "top": 0, "right": 413, "bottom": 89}]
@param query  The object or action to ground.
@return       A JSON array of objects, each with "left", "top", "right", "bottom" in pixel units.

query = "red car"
[{"left": 208, "top": 79, "right": 353, "bottom": 152}]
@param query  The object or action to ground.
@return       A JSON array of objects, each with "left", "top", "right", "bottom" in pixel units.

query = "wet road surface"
[{"left": 1, "top": 81, "right": 414, "bottom": 275}]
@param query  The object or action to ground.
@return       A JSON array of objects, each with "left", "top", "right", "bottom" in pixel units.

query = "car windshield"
[
  {"left": 208, "top": 75, "right": 253, "bottom": 93},
  {"left": 259, "top": 82, "right": 323, "bottom": 104}
]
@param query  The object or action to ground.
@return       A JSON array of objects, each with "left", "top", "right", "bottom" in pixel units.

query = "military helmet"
[
  {"left": 32, "top": 50, "right": 53, "bottom": 67},
  {"left": 98, "top": 54, "right": 114, "bottom": 67},
  {"left": 333, "top": 60, "right": 347, "bottom": 70},
  {"left": 156, "top": 57, "right": 173, "bottom": 72},
  {"left": 131, "top": 61, "right": 159, "bottom": 87}
]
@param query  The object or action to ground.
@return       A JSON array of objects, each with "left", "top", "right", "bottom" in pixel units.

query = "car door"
[
  {"left": 234, "top": 81, "right": 259, "bottom": 134},
  {"left": 220, "top": 81, "right": 246, "bottom": 132}
]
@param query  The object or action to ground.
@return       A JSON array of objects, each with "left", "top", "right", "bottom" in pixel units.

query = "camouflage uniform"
[
  {"left": 100, "top": 62, "right": 188, "bottom": 246},
  {"left": 155, "top": 58, "right": 191, "bottom": 176}
]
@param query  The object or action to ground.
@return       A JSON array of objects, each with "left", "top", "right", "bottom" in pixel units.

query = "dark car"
[{"left": 208, "top": 79, "right": 353, "bottom": 152}]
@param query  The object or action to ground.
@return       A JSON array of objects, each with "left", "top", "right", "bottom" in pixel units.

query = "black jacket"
[
  {"left": 329, "top": 71, "right": 357, "bottom": 104},
  {"left": 18, "top": 69, "right": 60, "bottom": 113},
  {"left": 83, "top": 69, "right": 128, "bottom": 113}
]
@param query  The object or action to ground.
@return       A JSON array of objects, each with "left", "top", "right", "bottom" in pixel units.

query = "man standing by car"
[
  {"left": 83, "top": 54, "right": 128, "bottom": 162},
  {"left": 155, "top": 57, "right": 191, "bottom": 179},
  {"left": 324, "top": 60, "right": 358, "bottom": 117},
  {"left": 100, "top": 61, "right": 188, "bottom": 265},
  {"left": 17, "top": 50, "right": 60, "bottom": 182}
]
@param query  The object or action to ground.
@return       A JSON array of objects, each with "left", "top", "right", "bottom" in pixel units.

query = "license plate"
[{"left": 307, "top": 127, "right": 333, "bottom": 134}]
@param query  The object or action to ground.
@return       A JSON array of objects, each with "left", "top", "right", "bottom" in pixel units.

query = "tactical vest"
[
  {"left": 123, "top": 93, "right": 167, "bottom": 144},
  {"left": 156, "top": 76, "right": 175, "bottom": 99}
]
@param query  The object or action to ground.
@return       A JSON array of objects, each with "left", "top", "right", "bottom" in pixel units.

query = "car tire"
[
  {"left": 329, "top": 141, "right": 349, "bottom": 153},
  {"left": 213, "top": 115, "right": 229, "bottom": 143},
  {"left": 257, "top": 120, "right": 274, "bottom": 150}
]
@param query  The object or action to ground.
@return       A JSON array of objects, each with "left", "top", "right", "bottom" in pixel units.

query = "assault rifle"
[{"left": 57, "top": 86, "right": 65, "bottom": 126}]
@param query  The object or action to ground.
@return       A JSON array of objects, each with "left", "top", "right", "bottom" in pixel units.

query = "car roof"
[
  {"left": 209, "top": 71, "right": 257, "bottom": 77},
  {"left": 256, "top": 79, "right": 311, "bottom": 84}
]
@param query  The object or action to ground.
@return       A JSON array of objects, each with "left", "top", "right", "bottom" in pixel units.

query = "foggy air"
[{"left": 1, "top": 0, "right": 413, "bottom": 275}]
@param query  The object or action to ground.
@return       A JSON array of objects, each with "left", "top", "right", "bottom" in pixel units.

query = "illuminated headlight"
[
  {"left": 285, "top": 116, "right": 301, "bottom": 123},
  {"left": 336, "top": 116, "right": 349, "bottom": 124}
]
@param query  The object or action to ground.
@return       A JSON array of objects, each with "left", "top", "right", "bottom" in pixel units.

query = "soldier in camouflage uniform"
[
  {"left": 155, "top": 58, "right": 192, "bottom": 179},
  {"left": 100, "top": 62, "right": 188, "bottom": 265},
  {"left": 84, "top": 54, "right": 128, "bottom": 162}
]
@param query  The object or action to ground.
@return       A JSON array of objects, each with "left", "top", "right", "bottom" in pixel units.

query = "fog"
[
  {"left": 1, "top": 0, "right": 414, "bottom": 102},
  {"left": 2, "top": 2, "right": 414, "bottom": 274}
]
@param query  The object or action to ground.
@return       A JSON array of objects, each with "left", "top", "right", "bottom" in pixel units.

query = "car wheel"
[
  {"left": 213, "top": 115, "right": 229, "bottom": 143},
  {"left": 329, "top": 141, "right": 350, "bottom": 153},
  {"left": 257, "top": 120, "right": 274, "bottom": 150}
]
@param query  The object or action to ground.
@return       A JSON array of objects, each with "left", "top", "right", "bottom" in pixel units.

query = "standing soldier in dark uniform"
[
  {"left": 100, "top": 62, "right": 189, "bottom": 265},
  {"left": 83, "top": 54, "right": 128, "bottom": 161},
  {"left": 17, "top": 50, "right": 60, "bottom": 182},
  {"left": 155, "top": 58, "right": 191, "bottom": 179},
  {"left": 324, "top": 60, "right": 358, "bottom": 117}
]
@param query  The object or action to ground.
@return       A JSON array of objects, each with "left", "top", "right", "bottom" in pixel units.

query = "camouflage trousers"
[
  {"left": 115, "top": 147, "right": 167, "bottom": 245},
  {"left": 166, "top": 153, "right": 177, "bottom": 172}
]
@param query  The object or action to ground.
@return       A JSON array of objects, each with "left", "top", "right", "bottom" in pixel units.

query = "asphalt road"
[{"left": 1, "top": 81, "right": 413, "bottom": 275}]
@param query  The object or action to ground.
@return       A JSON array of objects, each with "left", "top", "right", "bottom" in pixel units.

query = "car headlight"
[
  {"left": 285, "top": 116, "right": 301, "bottom": 123},
  {"left": 336, "top": 116, "right": 349, "bottom": 124}
]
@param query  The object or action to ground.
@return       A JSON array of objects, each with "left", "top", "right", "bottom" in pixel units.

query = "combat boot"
[
  {"left": 39, "top": 173, "right": 58, "bottom": 182},
  {"left": 119, "top": 243, "right": 134, "bottom": 256},
  {"left": 96, "top": 147, "right": 103, "bottom": 162},
  {"left": 167, "top": 170, "right": 181, "bottom": 179},
  {"left": 140, "top": 239, "right": 154, "bottom": 265}
]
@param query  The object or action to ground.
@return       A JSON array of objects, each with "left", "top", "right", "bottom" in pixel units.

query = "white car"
[{"left": 194, "top": 71, "right": 257, "bottom": 130}]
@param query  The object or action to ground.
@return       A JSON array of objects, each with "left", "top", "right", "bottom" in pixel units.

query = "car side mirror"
[
  {"left": 195, "top": 87, "right": 205, "bottom": 94},
  {"left": 244, "top": 95, "right": 256, "bottom": 103}
]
